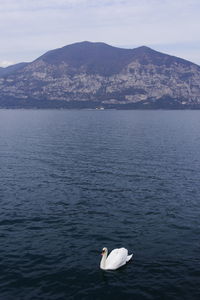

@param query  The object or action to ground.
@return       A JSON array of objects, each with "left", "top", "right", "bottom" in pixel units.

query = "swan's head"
[{"left": 101, "top": 247, "right": 108, "bottom": 256}]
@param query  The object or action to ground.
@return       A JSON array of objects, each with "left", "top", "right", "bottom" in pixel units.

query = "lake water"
[{"left": 0, "top": 109, "right": 200, "bottom": 300}]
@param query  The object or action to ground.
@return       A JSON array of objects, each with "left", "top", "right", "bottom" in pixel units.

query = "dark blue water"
[{"left": 0, "top": 109, "right": 200, "bottom": 300}]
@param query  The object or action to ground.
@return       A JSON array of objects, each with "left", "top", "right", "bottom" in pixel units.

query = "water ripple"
[{"left": 0, "top": 110, "right": 200, "bottom": 299}]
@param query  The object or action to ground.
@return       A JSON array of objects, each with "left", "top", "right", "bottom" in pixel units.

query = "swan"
[{"left": 100, "top": 247, "right": 133, "bottom": 270}]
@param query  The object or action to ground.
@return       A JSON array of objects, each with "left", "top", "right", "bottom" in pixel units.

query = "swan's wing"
[{"left": 105, "top": 248, "right": 128, "bottom": 270}]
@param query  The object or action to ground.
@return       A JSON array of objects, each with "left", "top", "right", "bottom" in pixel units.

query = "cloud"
[
  {"left": 0, "top": 60, "right": 15, "bottom": 67},
  {"left": 0, "top": 0, "right": 200, "bottom": 64}
]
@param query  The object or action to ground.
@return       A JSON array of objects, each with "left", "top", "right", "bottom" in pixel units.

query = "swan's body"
[{"left": 100, "top": 247, "right": 133, "bottom": 270}]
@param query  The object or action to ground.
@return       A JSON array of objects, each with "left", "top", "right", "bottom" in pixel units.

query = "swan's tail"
[{"left": 126, "top": 254, "right": 133, "bottom": 262}]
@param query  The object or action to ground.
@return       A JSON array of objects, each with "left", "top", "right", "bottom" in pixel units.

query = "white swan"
[{"left": 100, "top": 247, "right": 133, "bottom": 270}]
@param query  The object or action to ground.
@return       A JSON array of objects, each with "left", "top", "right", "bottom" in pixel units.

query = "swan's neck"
[{"left": 100, "top": 253, "right": 107, "bottom": 270}]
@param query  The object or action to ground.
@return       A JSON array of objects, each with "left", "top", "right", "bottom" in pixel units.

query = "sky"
[{"left": 0, "top": 0, "right": 200, "bottom": 67}]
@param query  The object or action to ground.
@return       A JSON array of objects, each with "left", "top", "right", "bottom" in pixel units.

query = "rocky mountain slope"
[
  {"left": 0, "top": 62, "right": 28, "bottom": 78},
  {"left": 0, "top": 41, "right": 200, "bottom": 108}
]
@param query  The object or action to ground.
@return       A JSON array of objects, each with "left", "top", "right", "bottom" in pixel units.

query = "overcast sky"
[{"left": 0, "top": 0, "right": 200, "bottom": 67}]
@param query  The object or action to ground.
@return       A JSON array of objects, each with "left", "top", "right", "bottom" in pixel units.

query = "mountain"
[
  {"left": 0, "top": 62, "right": 28, "bottom": 77},
  {"left": 0, "top": 41, "right": 200, "bottom": 108}
]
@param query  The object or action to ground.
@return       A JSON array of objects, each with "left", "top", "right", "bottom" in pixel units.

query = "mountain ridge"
[
  {"left": 0, "top": 62, "right": 28, "bottom": 77},
  {"left": 0, "top": 41, "right": 200, "bottom": 108}
]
